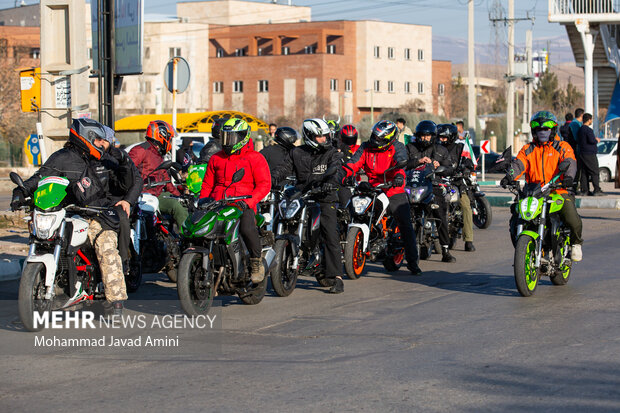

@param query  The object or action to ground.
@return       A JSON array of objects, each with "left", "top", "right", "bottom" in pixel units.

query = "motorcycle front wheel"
[
  {"left": 177, "top": 252, "right": 215, "bottom": 316},
  {"left": 514, "top": 235, "right": 539, "bottom": 297},
  {"left": 344, "top": 227, "right": 366, "bottom": 280},
  {"left": 473, "top": 196, "right": 492, "bottom": 229},
  {"left": 18, "top": 262, "right": 55, "bottom": 332},
  {"left": 271, "top": 239, "right": 299, "bottom": 297}
]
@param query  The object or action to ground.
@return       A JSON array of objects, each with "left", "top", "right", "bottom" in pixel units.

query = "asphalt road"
[{"left": 1, "top": 208, "right": 619, "bottom": 412}]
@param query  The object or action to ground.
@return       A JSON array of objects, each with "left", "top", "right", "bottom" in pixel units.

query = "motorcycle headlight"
[
  {"left": 34, "top": 213, "right": 57, "bottom": 239},
  {"left": 284, "top": 199, "right": 301, "bottom": 219},
  {"left": 519, "top": 198, "right": 539, "bottom": 219},
  {"left": 351, "top": 196, "right": 372, "bottom": 214},
  {"left": 413, "top": 187, "right": 427, "bottom": 202}
]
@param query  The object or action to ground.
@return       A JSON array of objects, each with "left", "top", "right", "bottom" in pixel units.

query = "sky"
[{"left": 1, "top": 0, "right": 574, "bottom": 64}]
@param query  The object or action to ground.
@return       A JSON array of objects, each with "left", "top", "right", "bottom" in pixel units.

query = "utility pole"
[
  {"left": 526, "top": 29, "right": 533, "bottom": 128},
  {"left": 507, "top": 0, "right": 514, "bottom": 150},
  {"left": 468, "top": 0, "right": 476, "bottom": 135}
]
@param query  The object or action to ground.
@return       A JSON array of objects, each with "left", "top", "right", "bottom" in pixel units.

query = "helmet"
[
  {"left": 221, "top": 118, "right": 251, "bottom": 155},
  {"left": 530, "top": 111, "right": 558, "bottom": 143},
  {"left": 69, "top": 118, "right": 107, "bottom": 160},
  {"left": 414, "top": 120, "right": 437, "bottom": 149},
  {"left": 436, "top": 124, "right": 458, "bottom": 146},
  {"left": 146, "top": 120, "right": 176, "bottom": 155},
  {"left": 274, "top": 126, "right": 298, "bottom": 150},
  {"left": 302, "top": 118, "right": 332, "bottom": 151},
  {"left": 367, "top": 120, "right": 398, "bottom": 151},
  {"left": 340, "top": 124, "right": 358, "bottom": 146},
  {"left": 211, "top": 117, "right": 226, "bottom": 141}
]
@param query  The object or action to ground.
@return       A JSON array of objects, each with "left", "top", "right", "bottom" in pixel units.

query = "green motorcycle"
[
  {"left": 505, "top": 165, "right": 573, "bottom": 297},
  {"left": 177, "top": 169, "right": 275, "bottom": 316}
]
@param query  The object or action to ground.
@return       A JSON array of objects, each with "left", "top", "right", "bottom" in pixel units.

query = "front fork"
[{"left": 534, "top": 204, "right": 547, "bottom": 268}]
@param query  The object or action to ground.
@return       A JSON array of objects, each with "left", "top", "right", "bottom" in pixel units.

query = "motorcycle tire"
[
  {"left": 419, "top": 243, "right": 431, "bottom": 260},
  {"left": 433, "top": 239, "right": 442, "bottom": 255},
  {"left": 177, "top": 252, "right": 215, "bottom": 316},
  {"left": 18, "top": 262, "right": 52, "bottom": 332},
  {"left": 344, "top": 227, "right": 366, "bottom": 280},
  {"left": 514, "top": 235, "right": 539, "bottom": 297},
  {"left": 473, "top": 196, "right": 492, "bottom": 229},
  {"left": 550, "top": 237, "right": 572, "bottom": 286},
  {"left": 125, "top": 253, "right": 142, "bottom": 293},
  {"left": 239, "top": 274, "right": 268, "bottom": 305},
  {"left": 271, "top": 239, "right": 299, "bottom": 297},
  {"left": 382, "top": 249, "right": 405, "bottom": 272}
]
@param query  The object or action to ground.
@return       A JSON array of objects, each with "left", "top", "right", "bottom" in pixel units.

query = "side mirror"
[
  {"left": 171, "top": 161, "right": 183, "bottom": 171},
  {"left": 10, "top": 172, "right": 25, "bottom": 189},
  {"left": 154, "top": 160, "right": 172, "bottom": 172},
  {"left": 386, "top": 160, "right": 408, "bottom": 173},
  {"left": 169, "top": 168, "right": 183, "bottom": 183},
  {"left": 613, "top": 150, "right": 617, "bottom": 156},
  {"left": 232, "top": 168, "right": 245, "bottom": 184}
]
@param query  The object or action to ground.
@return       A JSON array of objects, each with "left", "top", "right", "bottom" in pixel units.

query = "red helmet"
[
  {"left": 340, "top": 124, "right": 358, "bottom": 146},
  {"left": 146, "top": 120, "right": 176, "bottom": 155}
]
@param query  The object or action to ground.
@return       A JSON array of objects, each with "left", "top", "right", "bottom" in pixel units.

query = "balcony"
[{"left": 549, "top": 0, "right": 620, "bottom": 23}]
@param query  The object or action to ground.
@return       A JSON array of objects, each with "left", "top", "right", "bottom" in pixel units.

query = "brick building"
[
  {"left": 432, "top": 60, "right": 451, "bottom": 118},
  {"left": 0, "top": 25, "right": 39, "bottom": 62}
]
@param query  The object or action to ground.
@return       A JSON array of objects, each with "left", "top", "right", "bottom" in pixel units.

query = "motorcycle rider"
[
  {"left": 343, "top": 120, "right": 422, "bottom": 275},
  {"left": 129, "top": 120, "right": 188, "bottom": 230},
  {"left": 199, "top": 118, "right": 225, "bottom": 165},
  {"left": 501, "top": 111, "right": 583, "bottom": 261},
  {"left": 337, "top": 124, "right": 360, "bottom": 208},
  {"left": 260, "top": 126, "right": 298, "bottom": 172},
  {"left": 199, "top": 118, "right": 272, "bottom": 283},
  {"left": 437, "top": 124, "right": 476, "bottom": 252},
  {"left": 407, "top": 120, "right": 456, "bottom": 263},
  {"left": 271, "top": 118, "right": 345, "bottom": 293},
  {"left": 11, "top": 118, "right": 142, "bottom": 315}
]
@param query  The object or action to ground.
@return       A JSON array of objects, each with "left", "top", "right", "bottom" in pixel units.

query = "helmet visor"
[
  {"left": 221, "top": 130, "right": 244, "bottom": 147},
  {"left": 530, "top": 120, "right": 557, "bottom": 129}
]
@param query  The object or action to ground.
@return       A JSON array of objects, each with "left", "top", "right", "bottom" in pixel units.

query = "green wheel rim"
[
  {"left": 559, "top": 237, "right": 571, "bottom": 280},
  {"left": 524, "top": 239, "right": 538, "bottom": 291}
]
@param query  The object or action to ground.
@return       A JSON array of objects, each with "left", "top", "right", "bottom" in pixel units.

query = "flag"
[{"left": 459, "top": 131, "right": 477, "bottom": 166}]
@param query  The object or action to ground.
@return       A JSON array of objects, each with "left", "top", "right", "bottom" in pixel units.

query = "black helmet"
[
  {"left": 302, "top": 118, "right": 332, "bottom": 151},
  {"left": 340, "top": 124, "right": 358, "bottom": 146},
  {"left": 530, "top": 111, "right": 558, "bottom": 144},
  {"left": 69, "top": 118, "right": 106, "bottom": 160},
  {"left": 415, "top": 120, "right": 437, "bottom": 149},
  {"left": 367, "top": 120, "right": 398, "bottom": 151},
  {"left": 274, "top": 126, "right": 298, "bottom": 150},
  {"left": 211, "top": 117, "right": 226, "bottom": 141},
  {"left": 436, "top": 124, "right": 459, "bottom": 146}
]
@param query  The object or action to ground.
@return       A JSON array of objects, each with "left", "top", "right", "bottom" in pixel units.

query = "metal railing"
[
  {"left": 601, "top": 24, "right": 620, "bottom": 76},
  {"left": 549, "top": 0, "right": 620, "bottom": 22}
]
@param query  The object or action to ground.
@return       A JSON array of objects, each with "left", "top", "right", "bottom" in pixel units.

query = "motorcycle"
[
  {"left": 504, "top": 164, "right": 574, "bottom": 297},
  {"left": 176, "top": 169, "right": 275, "bottom": 315},
  {"left": 464, "top": 171, "right": 492, "bottom": 229},
  {"left": 11, "top": 173, "right": 125, "bottom": 332}
]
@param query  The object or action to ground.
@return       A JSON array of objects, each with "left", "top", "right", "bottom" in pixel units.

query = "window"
[
  {"left": 388, "top": 47, "right": 394, "bottom": 59},
  {"left": 233, "top": 80, "right": 244, "bottom": 93},
  {"left": 345, "top": 79, "right": 352, "bottom": 92},
  {"left": 330, "top": 79, "right": 338, "bottom": 91},
  {"left": 374, "top": 80, "right": 380, "bottom": 92},
  {"left": 304, "top": 45, "right": 316, "bottom": 54},
  {"left": 417, "top": 49, "right": 424, "bottom": 61},
  {"left": 258, "top": 48, "right": 263, "bottom": 56},
  {"left": 404, "top": 81, "right": 411, "bottom": 94},
  {"left": 373, "top": 46, "right": 380, "bottom": 58},
  {"left": 327, "top": 44, "right": 336, "bottom": 54},
  {"left": 89, "top": 82, "right": 96, "bottom": 94},
  {"left": 282, "top": 46, "right": 290, "bottom": 55},
  {"left": 169, "top": 47, "right": 181, "bottom": 58},
  {"left": 213, "top": 81, "right": 223, "bottom": 94},
  {"left": 139, "top": 81, "right": 151, "bottom": 94},
  {"left": 438, "top": 83, "right": 445, "bottom": 96},
  {"left": 31, "top": 48, "right": 40, "bottom": 59},
  {"left": 258, "top": 80, "right": 269, "bottom": 93},
  {"left": 235, "top": 48, "right": 246, "bottom": 57},
  {"left": 87, "top": 48, "right": 92, "bottom": 60},
  {"left": 404, "top": 48, "right": 411, "bottom": 60},
  {"left": 144, "top": 47, "right": 150, "bottom": 59},
  {"left": 216, "top": 48, "right": 224, "bottom": 58},
  {"left": 387, "top": 81, "right": 394, "bottom": 93},
  {"left": 418, "top": 82, "right": 424, "bottom": 94}
]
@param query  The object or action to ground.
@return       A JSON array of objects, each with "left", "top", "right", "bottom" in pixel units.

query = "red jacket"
[
  {"left": 343, "top": 142, "right": 407, "bottom": 197},
  {"left": 128, "top": 142, "right": 180, "bottom": 197},
  {"left": 199, "top": 139, "right": 271, "bottom": 211}
]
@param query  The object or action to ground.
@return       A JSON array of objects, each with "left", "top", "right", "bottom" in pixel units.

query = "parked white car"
[{"left": 597, "top": 139, "right": 618, "bottom": 182}]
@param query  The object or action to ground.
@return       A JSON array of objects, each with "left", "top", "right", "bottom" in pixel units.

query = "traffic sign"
[
  {"left": 24, "top": 134, "right": 42, "bottom": 166},
  {"left": 480, "top": 140, "right": 491, "bottom": 154},
  {"left": 163, "top": 57, "right": 190, "bottom": 94}
]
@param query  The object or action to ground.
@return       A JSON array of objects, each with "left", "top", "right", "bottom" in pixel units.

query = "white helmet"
[{"left": 302, "top": 118, "right": 332, "bottom": 151}]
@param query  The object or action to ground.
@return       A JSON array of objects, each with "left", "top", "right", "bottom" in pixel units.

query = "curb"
[
  {"left": 0, "top": 259, "right": 23, "bottom": 282},
  {"left": 486, "top": 195, "right": 620, "bottom": 209}
]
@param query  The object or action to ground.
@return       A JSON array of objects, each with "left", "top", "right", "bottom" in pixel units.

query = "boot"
[
  {"left": 250, "top": 257, "right": 265, "bottom": 283},
  {"left": 328, "top": 276, "right": 344, "bottom": 294},
  {"left": 571, "top": 244, "right": 582, "bottom": 262},
  {"left": 465, "top": 241, "right": 476, "bottom": 252},
  {"left": 407, "top": 262, "right": 423, "bottom": 276},
  {"left": 441, "top": 246, "right": 456, "bottom": 263}
]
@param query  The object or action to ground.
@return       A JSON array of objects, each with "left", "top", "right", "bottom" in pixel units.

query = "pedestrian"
[
  {"left": 616, "top": 130, "right": 620, "bottom": 189},
  {"left": 577, "top": 113, "right": 603, "bottom": 196},
  {"left": 560, "top": 113, "right": 576, "bottom": 150},
  {"left": 396, "top": 118, "right": 413, "bottom": 145},
  {"left": 570, "top": 108, "right": 585, "bottom": 193},
  {"left": 267, "top": 123, "right": 277, "bottom": 144}
]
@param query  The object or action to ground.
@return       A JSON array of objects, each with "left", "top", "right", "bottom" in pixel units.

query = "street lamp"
[{"left": 364, "top": 88, "right": 374, "bottom": 124}]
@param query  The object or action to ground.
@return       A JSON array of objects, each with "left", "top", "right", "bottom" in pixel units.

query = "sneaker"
[
  {"left": 250, "top": 257, "right": 265, "bottom": 283},
  {"left": 465, "top": 241, "right": 476, "bottom": 252},
  {"left": 592, "top": 190, "right": 604, "bottom": 197},
  {"left": 407, "top": 263, "right": 423, "bottom": 276},
  {"left": 328, "top": 277, "right": 344, "bottom": 294},
  {"left": 571, "top": 244, "right": 582, "bottom": 262},
  {"left": 441, "top": 246, "right": 456, "bottom": 263}
]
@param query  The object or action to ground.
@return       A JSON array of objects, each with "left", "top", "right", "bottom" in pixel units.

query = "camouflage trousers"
[
  {"left": 459, "top": 192, "right": 474, "bottom": 242},
  {"left": 88, "top": 219, "right": 127, "bottom": 303}
]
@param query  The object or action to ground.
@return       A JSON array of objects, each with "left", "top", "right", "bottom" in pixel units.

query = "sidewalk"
[{"left": 479, "top": 173, "right": 620, "bottom": 209}]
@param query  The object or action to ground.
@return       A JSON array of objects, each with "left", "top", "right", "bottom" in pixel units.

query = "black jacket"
[
  {"left": 406, "top": 142, "right": 453, "bottom": 183},
  {"left": 577, "top": 124, "right": 598, "bottom": 155},
  {"left": 560, "top": 121, "right": 577, "bottom": 151},
  {"left": 198, "top": 139, "right": 223, "bottom": 164},
  {"left": 20, "top": 144, "right": 142, "bottom": 208},
  {"left": 271, "top": 144, "right": 343, "bottom": 203},
  {"left": 443, "top": 142, "right": 474, "bottom": 174},
  {"left": 260, "top": 144, "right": 290, "bottom": 172}
]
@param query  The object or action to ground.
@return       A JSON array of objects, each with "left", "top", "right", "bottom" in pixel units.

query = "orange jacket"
[{"left": 508, "top": 134, "right": 577, "bottom": 193}]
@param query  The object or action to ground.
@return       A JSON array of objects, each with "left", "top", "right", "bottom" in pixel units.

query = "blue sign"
[{"left": 25, "top": 134, "right": 41, "bottom": 166}]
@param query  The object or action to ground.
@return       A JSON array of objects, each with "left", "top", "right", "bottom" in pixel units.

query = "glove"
[
  {"left": 563, "top": 176, "right": 574, "bottom": 189},
  {"left": 321, "top": 182, "right": 336, "bottom": 193},
  {"left": 392, "top": 174, "right": 405, "bottom": 188},
  {"left": 109, "top": 147, "right": 126, "bottom": 164},
  {"left": 236, "top": 200, "right": 249, "bottom": 210},
  {"left": 500, "top": 176, "right": 511, "bottom": 189},
  {"left": 10, "top": 189, "right": 26, "bottom": 211}
]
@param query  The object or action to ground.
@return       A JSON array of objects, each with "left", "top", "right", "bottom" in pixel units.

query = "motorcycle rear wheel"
[
  {"left": 271, "top": 239, "right": 299, "bottom": 297},
  {"left": 550, "top": 237, "right": 572, "bottom": 286},
  {"left": 383, "top": 249, "right": 405, "bottom": 272},
  {"left": 514, "top": 235, "right": 539, "bottom": 297},
  {"left": 344, "top": 227, "right": 366, "bottom": 280},
  {"left": 177, "top": 252, "right": 215, "bottom": 316},
  {"left": 473, "top": 196, "right": 492, "bottom": 229}
]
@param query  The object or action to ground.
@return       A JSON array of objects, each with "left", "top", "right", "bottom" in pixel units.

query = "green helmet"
[
  {"left": 221, "top": 118, "right": 251, "bottom": 155},
  {"left": 530, "top": 111, "right": 558, "bottom": 143}
]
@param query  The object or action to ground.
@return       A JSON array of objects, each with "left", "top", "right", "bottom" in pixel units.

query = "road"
[{"left": 1, "top": 208, "right": 619, "bottom": 411}]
